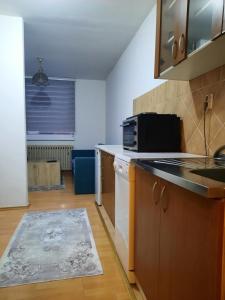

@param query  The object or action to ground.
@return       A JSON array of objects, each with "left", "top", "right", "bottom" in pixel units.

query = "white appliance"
[
  {"left": 114, "top": 157, "right": 135, "bottom": 283},
  {"left": 95, "top": 149, "right": 102, "bottom": 205}
]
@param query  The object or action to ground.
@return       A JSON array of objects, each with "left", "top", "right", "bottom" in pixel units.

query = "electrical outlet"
[
  {"left": 207, "top": 93, "right": 214, "bottom": 110},
  {"left": 204, "top": 94, "right": 214, "bottom": 111}
]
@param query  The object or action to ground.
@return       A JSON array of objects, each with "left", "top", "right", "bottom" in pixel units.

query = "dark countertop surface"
[{"left": 135, "top": 158, "right": 225, "bottom": 199}]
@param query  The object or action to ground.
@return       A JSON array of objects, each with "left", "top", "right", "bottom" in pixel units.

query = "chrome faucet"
[{"left": 213, "top": 145, "right": 225, "bottom": 159}]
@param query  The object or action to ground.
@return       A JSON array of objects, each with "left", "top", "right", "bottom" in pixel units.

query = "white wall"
[
  {"left": 0, "top": 15, "right": 28, "bottom": 207},
  {"left": 106, "top": 5, "right": 165, "bottom": 144},
  {"left": 75, "top": 80, "right": 106, "bottom": 149}
]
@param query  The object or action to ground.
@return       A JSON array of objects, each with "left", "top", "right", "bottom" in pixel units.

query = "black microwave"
[{"left": 122, "top": 113, "right": 181, "bottom": 152}]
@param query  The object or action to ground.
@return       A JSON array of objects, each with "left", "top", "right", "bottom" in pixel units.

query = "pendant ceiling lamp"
[{"left": 32, "top": 57, "right": 48, "bottom": 86}]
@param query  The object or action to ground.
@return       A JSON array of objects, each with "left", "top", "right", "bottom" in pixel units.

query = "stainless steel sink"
[
  {"left": 191, "top": 169, "right": 225, "bottom": 183},
  {"left": 146, "top": 158, "right": 225, "bottom": 183}
]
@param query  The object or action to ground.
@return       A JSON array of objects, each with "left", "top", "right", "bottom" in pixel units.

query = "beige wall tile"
[
  {"left": 220, "top": 65, "right": 225, "bottom": 81},
  {"left": 189, "top": 76, "right": 204, "bottom": 92},
  {"left": 213, "top": 83, "right": 225, "bottom": 125},
  {"left": 186, "top": 127, "right": 205, "bottom": 155},
  {"left": 209, "top": 126, "right": 225, "bottom": 155},
  {"left": 201, "top": 66, "right": 221, "bottom": 87},
  {"left": 133, "top": 64, "right": 225, "bottom": 155}
]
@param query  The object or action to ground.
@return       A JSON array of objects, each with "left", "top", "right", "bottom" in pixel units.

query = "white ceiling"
[{"left": 0, "top": 0, "right": 155, "bottom": 79}]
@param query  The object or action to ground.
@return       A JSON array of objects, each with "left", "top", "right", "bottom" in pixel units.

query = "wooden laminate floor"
[{"left": 0, "top": 172, "right": 134, "bottom": 300}]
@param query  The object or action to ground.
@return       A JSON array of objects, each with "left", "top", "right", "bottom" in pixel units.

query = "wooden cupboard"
[
  {"left": 187, "top": 0, "right": 224, "bottom": 54},
  {"left": 101, "top": 151, "right": 115, "bottom": 226},
  {"left": 135, "top": 166, "right": 225, "bottom": 300},
  {"left": 135, "top": 168, "right": 161, "bottom": 300},
  {"left": 155, "top": 0, "right": 225, "bottom": 80},
  {"left": 155, "top": 0, "right": 188, "bottom": 76}
]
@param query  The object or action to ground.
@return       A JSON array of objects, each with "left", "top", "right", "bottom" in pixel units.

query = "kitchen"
[
  {"left": 0, "top": 0, "right": 225, "bottom": 300},
  {"left": 96, "top": 0, "right": 225, "bottom": 299}
]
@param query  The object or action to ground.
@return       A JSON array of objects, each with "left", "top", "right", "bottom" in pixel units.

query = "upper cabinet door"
[
  {"left": 174, "top": 0, "right": 189, "bottom": 64},
  {"left": 155, "top": 0, "right": 188, "bottom": 77},
  {"left": 188, "top": 0, "right": 224, "bottom": 55}
]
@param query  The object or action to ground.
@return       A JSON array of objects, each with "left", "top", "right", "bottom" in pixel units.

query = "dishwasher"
[{"left": 114, "top": 157, "right": 135, "bottom": 283}]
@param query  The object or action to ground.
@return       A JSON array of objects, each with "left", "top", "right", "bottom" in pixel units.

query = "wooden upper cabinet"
[
  {"left": 155, "top": 0, "right": 188, "bottom": 77},
  {"left": 174, "top": 0, "right": 189, "bottom": 64},
  {"left": 155, "top": 0, "right": 225, "bottom": 80},
  {"left": 212, "top": 0, "right": 224, "bottom": 38},
  {"left": 187, "top": 0, "right": 224, "bottom": 55}
]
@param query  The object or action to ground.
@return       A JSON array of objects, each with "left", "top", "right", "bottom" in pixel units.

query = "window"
[{"left": 25, "top": 78, "right": 75, "bottom": 140}]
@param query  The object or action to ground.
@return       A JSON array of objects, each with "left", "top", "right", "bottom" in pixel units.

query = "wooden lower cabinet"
[
  {"left": 135, "top": 166, "right": 161, "bottom": 300},
  {"left": 101, "top": 151, "right": 115, "bottom": 226},
  {"left": 135, "top": 166, "right": 225, "bottom": 300}
]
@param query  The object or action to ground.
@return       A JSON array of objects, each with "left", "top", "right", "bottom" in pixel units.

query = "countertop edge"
[
  {"left": 135, "top": 160, "right": 225, "bottom": 199},
  {"left": 95, "top": 145, "right": 204, "bottom": 162}
]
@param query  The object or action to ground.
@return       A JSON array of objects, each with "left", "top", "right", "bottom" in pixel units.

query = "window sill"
[{"left": 27, "top": 135, "right": 75, "bottom": 141}]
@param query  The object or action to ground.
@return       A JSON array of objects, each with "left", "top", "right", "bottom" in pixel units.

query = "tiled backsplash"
[{"left": 133, "top": 66, "right": 225, "bottom": 155}]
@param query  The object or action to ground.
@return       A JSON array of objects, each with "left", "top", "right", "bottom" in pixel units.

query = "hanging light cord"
[
  {"left": 38, "top": 57, "right": 43, "bottom": 72},
  {"left": 203, "top": 96, "right": 208, "bottom": 157}
]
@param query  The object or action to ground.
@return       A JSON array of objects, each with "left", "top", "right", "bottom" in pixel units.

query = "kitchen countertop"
[
  {"left": 96, "top": 145, "right": 225, "bottom": 198},
  {"left": 135, "top": 158, "right": 225, "bottom": 199},
  {"left": 95, "top": 145, "right": 203, "bottom": 162}
]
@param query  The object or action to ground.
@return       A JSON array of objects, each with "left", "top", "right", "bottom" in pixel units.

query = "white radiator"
[{"left": 27, "top": 145, "right": 73, "bottom": 170}]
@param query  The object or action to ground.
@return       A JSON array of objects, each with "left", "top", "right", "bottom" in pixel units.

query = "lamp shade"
[
  {"left": 32, "top": 71, "right": 48, "bottom": 86},
  {"left": 32, "top": 57, "right": 48, "bottom": 86}
]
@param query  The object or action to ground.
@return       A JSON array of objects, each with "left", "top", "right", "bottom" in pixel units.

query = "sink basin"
[{"left": 191, "top": 169, "right": 225, "bottom": 183}]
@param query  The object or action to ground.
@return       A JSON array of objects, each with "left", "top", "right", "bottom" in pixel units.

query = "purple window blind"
[{"left": 25, "top": 78, "right": 75, "bottom": 135}]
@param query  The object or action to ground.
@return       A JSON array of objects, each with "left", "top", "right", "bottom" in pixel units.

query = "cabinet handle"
[
  {"left": 172, "top": 39, "right": 178, "bottom": 59},
  {"left": 179, "top": 34, "right": 185, "bottom": 54},
  {"left": 160, "top": 186, "right": 169, "bottom": 213},
  {"left": 152, "top": 181, "right": 159, "bottom": 205}
]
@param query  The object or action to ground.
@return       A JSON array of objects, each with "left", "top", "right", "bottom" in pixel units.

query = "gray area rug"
[
  {"left": 0, "top": 208, "right": 103, "bottom": 287},
  {"left": 28, "top": 177, "right": 65, "bottom": 192}
]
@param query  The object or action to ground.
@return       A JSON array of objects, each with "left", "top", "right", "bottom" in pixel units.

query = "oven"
[
  {"left": 122, "top": 117, "right": 138, "bottom": 151},
  {"left": 122, "top": 113, "right": 181, "bottom": 153}
]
